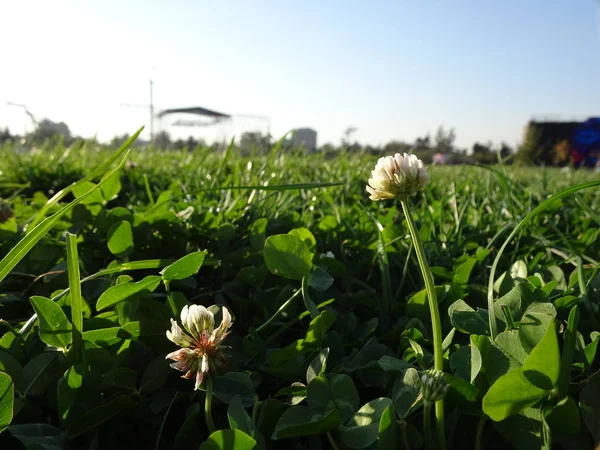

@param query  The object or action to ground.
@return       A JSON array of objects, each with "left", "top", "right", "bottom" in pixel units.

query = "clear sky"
[{"left": 1, "top": 0, "right": 600, "bottom": 148}]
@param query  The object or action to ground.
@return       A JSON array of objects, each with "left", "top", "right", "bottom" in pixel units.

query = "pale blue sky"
[{"left": 1, "top": 0, "right": 600, "bottom": 148}]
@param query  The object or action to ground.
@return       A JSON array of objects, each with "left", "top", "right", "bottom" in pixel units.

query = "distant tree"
[
  {"left": 174, "top": 138, "right": 185, "bottom": 150},
  {"left": 171, "top": 136, "right": 206, "bottom": 151},
  {"left": 187, "top": 136, "right": 206, "bottom": 150},
  {"left": 515, "top": 124, "right": 542, "bottom": 165},
  {"left": 345, "top": 142, "right": 362, "bottom": 153},
  {"left": 319, "top": 143, "right": 337, "bottom": 154},
  {"left": 210, "top": 141, "right": 224, "bottom": 153},
  {"left": 434, "top": 126, "right": 456, "bottom": 153},
  {"left": 29, "top": 119, "right": 72, "bottom": 144},
  {"left": 471, "top": 141, "right": 497, "bottom": 164},
  {"left": 414, "top": 134, "right": 431, "bottom": 151},
  {"left": 153, "top": 131, "right": 172, "bottom": 149},
  {"left": 364, "top": 145, "right": 381, "bottom": 155},
  {"left": 383, "top": 140, "right": 411, "bottom": 155},
  {"left": 240, "top": 132, "right": 270, "bottom": 154},
  {"left": 499, "top": 142, "right": 513, "bottom": 159},
  {"left": 110, "top": 133, "right": 130, "bottom": 148},
  {"left": 341, "top": 126, "right": 358, "bottom": 147},
  {"left": 472, "top": 142, "right": 490, "bottom": 154},
  {"left": 0, "top": 127, "right": 13, "bottom": 144}
]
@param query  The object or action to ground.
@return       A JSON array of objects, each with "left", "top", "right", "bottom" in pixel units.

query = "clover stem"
[
  {"left": 501, "top": 305, "right": 516, "bottom": 330},
  {"left": 255, "top": 288, "right": 302, "bottom": 333},
  {"left": 475, "top": 413, "right": 487, "bottom": 450},
  {"left": 163, "top": 280, "right": 178, "bottom": 318},
  {"left": 326, "top": 432, "right": 340, "bottom": 450},
  {"left": 399, "top": 420, "right": 411, "bottom": 449},
  {"left": 424, "top": 401, "right": 433, "bottom": 450},
  {"left": 205, "top": 376, "right": 216, "bottom": 434},
  {"left": 400, "top": 197, "right": 446, "bottom": 450}
]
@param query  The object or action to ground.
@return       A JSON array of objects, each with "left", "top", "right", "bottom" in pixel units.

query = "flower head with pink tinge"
[
  {"left": 366, "top": 153, "right": 429, "bottom": 200},
  {"left": 166, "top": 304, "right": 233, "bottom": 390}
]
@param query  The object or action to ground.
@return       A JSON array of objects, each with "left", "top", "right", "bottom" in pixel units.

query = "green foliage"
[
  {"left": 0, "top": 372, "right": 14, "bottom": 433},
  {"left": 1, "top": 135, "right": 599, "bottom": 449},
  {"left": 29, "top": 296, "right": 72, "bottom": 350},
  {"left": 107, "top": 220, "right": 133, "bottom": 256},
  {"left": 200, "top": 429, "right": 257, "bottom": 450},
  {"left": 263, "top": 234, "right": 313, "bottom": 281},
  {"left": 340, "top": 398, "right": 393, "bottom": 449},
  {"left": 272, "top": 407, "right": 341, "bottom": 439},
  {"left": 160, "top": 250, "right": 207, "bottom": 281},
  {"left": 96, "top": 275, "right": 162, "bottom": 310},
  {"left": 483, "top": 320, "right": 561, "bottom": 421}
]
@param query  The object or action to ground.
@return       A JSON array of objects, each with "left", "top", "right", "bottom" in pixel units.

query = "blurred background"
[{"left": 1, "top": 0, "right": 600, "bottom": 166}]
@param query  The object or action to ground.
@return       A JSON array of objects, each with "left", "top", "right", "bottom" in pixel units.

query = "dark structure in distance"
[{"left": 523, "top": 117, "right": 600, "bottom": 167}]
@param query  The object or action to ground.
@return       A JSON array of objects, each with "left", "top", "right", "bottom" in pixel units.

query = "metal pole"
[{"left": 150, "top": 80, "right": 154, "bottom": 141}]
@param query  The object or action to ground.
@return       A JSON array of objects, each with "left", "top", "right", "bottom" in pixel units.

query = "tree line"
[{"left": 1, "top": 124, "right": 520, "bottom": 166}]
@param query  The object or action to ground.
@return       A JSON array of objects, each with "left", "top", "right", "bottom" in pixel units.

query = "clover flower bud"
[
  {"left": 420, "top": 369, "right": 450, "bottom": 404},
  {"left": 366, "top": 153, "right": 429, "bottom": 200}
]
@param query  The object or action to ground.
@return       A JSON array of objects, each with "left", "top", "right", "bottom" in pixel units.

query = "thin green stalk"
[
  {"left": 501, "top": 305, "right": 516, "bottom": 331},
  {"left": 66, "top": 233, "right": 83, "bottom": 363},
  {"left": 155, "top": 391, "right": 178, "bottom": 450},
  {"left": 558, "top": 306, "right": 579, "bottom": 399},
  {"left": 399, "top": 421, "right": 411, "bottom": 450},
  {"left": 255, "top": 288, "right": 302, "bottom": 333},
  {"left": 364, "top": 209, "right": 392, "bottom": 331},
  {"left": 424, "top": 402, "right": 433, "bottom": 450},
  {"left": 264, "top": 298, "right": 335, "bottom": 345},
  {"left": 475, "top": 414, "right": 487, "bottom": 450},
  {"left": 251, "top": 399, "right": 260, "bottom": 424},
  {"left": 394, "top": 241, "right": 413, "bottom": 302},
  {"left": 143, "top": 174, "right": 155, "bottom": 205},
  {"left": 0, "top": 319, "right": 22, "bottom": 341},
  {"left": 401, "top": 198, "right": 445, "bottom": 450},
  {"left": 576, "top": 256, "right": 599, "bottom": 329},
  {"left": 163, "top": 280, "right": 178, "bottom": 317},
  {"left": 205, "top": 376, "right": 216, "bottom": 434},
  {"left": 576, "top": 195, "right": 600, "bottom": 226},
  {"left": 326, "top": 432, "right": 340, "bottom": 450},
  {"left": 375, "top": 225, "right": 392, "bottom": 332}
]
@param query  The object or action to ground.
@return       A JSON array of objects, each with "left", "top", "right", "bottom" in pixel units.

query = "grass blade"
[
  {"left": 576, "top": 256, "right": 599, "bottom": 330},
  {"left": 364, "top": 210, "right": 392, "bottom": 332},
  {"left": 17, "top": 258, "right": 176, "bottom": 335},
  {"left": 26, "top": 127, "right": 143, "bottom": 232},
  {"left": 141, "top": 182, "right": 343, "bottom": 217},
  {"left": 558, "top": 305, "right": 579, "bottom": 399},
  {"left": 487, "top": 180, "right": 600, "bottom": 338},
  {"left": 65, "top": 233, "right": 83, "bottom": 363},
  {"left": 211, "top": 137, "right": 235, "bottom": 188},
  {"left": 200, "top": 182, "right": 344, "bottom": 192},
  {"left": 0, "top": 150, "right": 130, "bottom": 286}
]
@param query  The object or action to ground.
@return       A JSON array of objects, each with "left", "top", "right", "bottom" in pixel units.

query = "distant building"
[
  {"left": 290, "top": 128, "right": 317, "bottom": 152},
  {"left": 523, "top": 117, "right": 600, "bottom": 166}
]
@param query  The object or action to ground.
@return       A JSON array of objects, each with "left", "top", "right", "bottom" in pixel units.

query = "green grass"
[{"left": 0, "top": 139, "right": 599, "bottom": 450}]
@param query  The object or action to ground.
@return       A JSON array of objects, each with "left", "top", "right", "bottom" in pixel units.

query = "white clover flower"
[
  {"left": 176, "top": 206, "right": 194, "bottom": 220},
  {"left": 366, "top": 153, "right": 429, "bottom": 200},
  {"left": 166, "top": 304, "right": 233, "bottom": 390}
]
